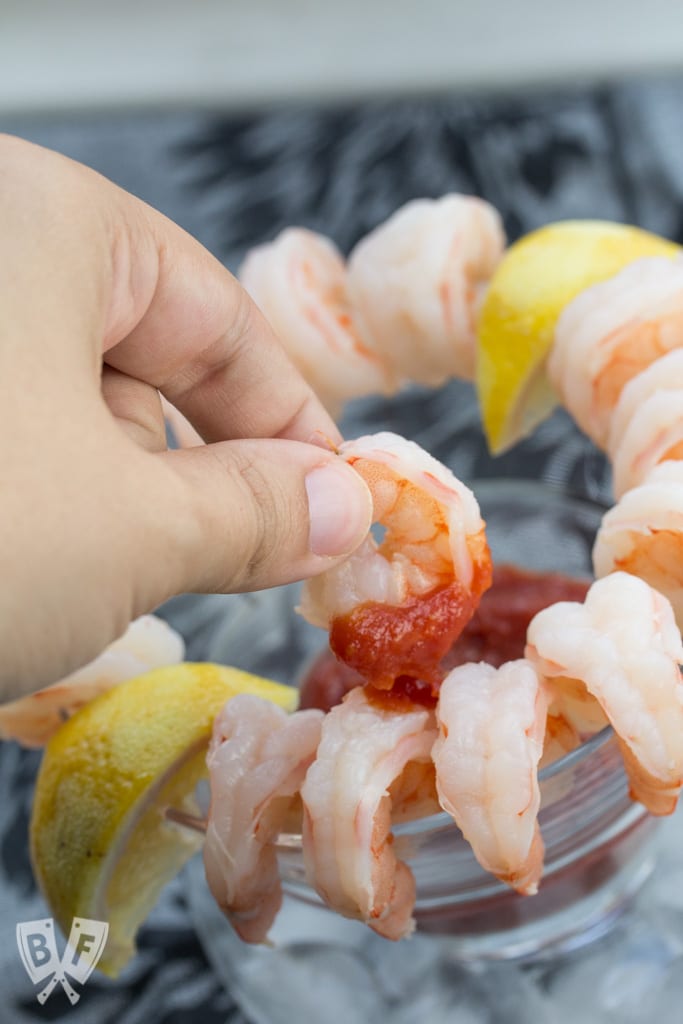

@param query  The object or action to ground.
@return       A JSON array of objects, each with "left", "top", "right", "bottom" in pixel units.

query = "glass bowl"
[{"left": 192, "top": 475, "right": 660, "bottom": 964}]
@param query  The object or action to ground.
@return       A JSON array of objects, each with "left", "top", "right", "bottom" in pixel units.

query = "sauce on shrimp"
[{"left": 301, "top": 564, "right": 590, "bottom": 712}]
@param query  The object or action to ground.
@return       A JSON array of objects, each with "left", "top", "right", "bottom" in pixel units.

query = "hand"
[{"left": 0, "top": 135, "right": 372, "bottom": 699}]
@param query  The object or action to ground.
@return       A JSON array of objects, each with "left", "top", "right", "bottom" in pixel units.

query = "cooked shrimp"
[
  {"left": 346, "top": 195, "right": 505, "bottom": 384},
  {"left": 608, "top": 349, "right": 683, "bottom": 452},
  {"left": 592, "top": 461, "right": 683, "bottom": 628},
  {"left": 526, "top": 572, "right": 683, "bottom": 815},
  {"left": 0, "top": 615, "right": 184, "bottom": 747},
  {"left": 300, "top": 686, "right": 438, "bottom": 939},
  {"left": 203, "top": 694, "right": 323, "bottom": 944},
  {"left": 539, "top": 677, "right": 608, "bottom": 768},
  {"left": 548, "top": 256, "right": 683, "bottom": 448},
  {"left": 239, "top": 228, "right": 392, "bottom": 416},
  {"left": 540, "top": 713, "right": 582, "bottom": 768},
  {"left": 606, "top": 352, "right": 683, "bottom": 499},
  {"left": 433, "top": 659, "right": 547, "bottom": 894},
  {"left": 298, "top": 432, "right": 492, "bottom": 690},
  {"left": 610, "top": 392, "right": 683, "bottom": 498}
]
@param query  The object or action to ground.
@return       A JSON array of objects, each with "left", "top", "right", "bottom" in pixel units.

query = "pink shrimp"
[
  {"left": 203, "top": 694, "right": 323, "bottom": 943},
  {"left": 346, "top": 195, "right": 505, "bottom": 384},
  {"left": 593, "top": 461, "right": 683, "bottom": 629},
  {"left": 432, "top": 659, "right": 548, "bottom": 894},
  {"left": 239, "top": 228, "right": 391, "bottom": 416},
  {"left": 0, "top": 615, "right": 184, "bottom": 747},
  {"left": 298, "top": 431, "right": 492, "bottom": 691},
  {"left": 526, "top": 572, "right": 683, "bottom": 815},
  {"left": 300, "top": 686, "right": 438, "bottom": 939},
  {"left": 548, "top": 256, "right": 683, "bottom": 448}
]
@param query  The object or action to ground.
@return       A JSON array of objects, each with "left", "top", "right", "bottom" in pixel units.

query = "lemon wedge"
[
  {"left": 29, "top": 662, "right": 297, "bottom": 977},
  {"left": 477, "top": 220, "right": 680, "bottom": 453}
]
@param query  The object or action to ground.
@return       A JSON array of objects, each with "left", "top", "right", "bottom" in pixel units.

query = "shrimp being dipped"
[
  {"left": 548, "top": 256, "right": 683, "bottom": 448},
  {"left": 433, "top": 660, "right": 548, "bottom": 894},
  {"left": 347, "top": 195, "right": 505, "bottom": 384},
  {"left": 0, "top": 615, "right": 184, "bottom": 747},
  {"left": 298, "top": 432, "right": 492, "bottom": 691},
  {"left": 526, "top": 572, "right": 683, "bottom": 815},
  {"left": 239, "top": 228, "right": 391, "bottom": 416},
  {"left": 204, "top": 694, "right": 323, "bottom": 943},
  {"left": 300, "top": 686, "right": 438, "bottom": 939},
  {"left": 593, "top": 461, "right": 683, "bottom": 628}
]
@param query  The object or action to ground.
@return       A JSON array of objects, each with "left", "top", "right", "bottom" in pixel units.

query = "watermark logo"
[{"left": 16, "top": 917, "right": 109, "bottom": 1006}]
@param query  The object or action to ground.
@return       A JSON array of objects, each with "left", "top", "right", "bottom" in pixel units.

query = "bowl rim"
[{"left": 276, "top": 724, "right": 616, "bottom": 847}]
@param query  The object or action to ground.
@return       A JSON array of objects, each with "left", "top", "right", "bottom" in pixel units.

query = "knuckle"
[{"left": 225, "top": 453, "right": 286, "bottom": 588}]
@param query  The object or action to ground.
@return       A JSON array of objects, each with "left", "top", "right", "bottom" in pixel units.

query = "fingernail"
[{"left": 305, "top": 461, "right": 372, "bottom": 557}]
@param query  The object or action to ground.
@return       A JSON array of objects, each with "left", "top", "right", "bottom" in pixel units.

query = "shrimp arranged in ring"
[
  {"left": 548, "top": 256, "right": 683, "bottom": 448},
  {"left": 239, "top": 228, "right": 392, "bottom": 416},
  {"left": 203, "top": 694, "right": 323, "bottom": 943},
  {"left": 300, "top": 686, "right": 438, "bottom": 939},
  {"left": 432, "top": 659, "right": 548, "bottom": 894},
  {"left": 606, "top": 350, "right": 683, "bottom": 498},
  {"left": 592, "top": 461, "right": 683, "bottom": 629},
  {"left": 298, "top": 431, "right": 492, "bottom": 691},
  {"left": 0, "top": 615, "right": 184, "bottom": 747},
  {"left": 526, "top": 572, "right": 683, "bottom": 815},
  {"left": 346, "top": 195, "right": 506, "bottom": 384}
]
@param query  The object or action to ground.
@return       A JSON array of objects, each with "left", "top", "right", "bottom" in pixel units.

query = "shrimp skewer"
[
  {"left": 203, "top": 694, "right": 323, "bottom": 943},
  {"left": 548, "top": 256, "right": 683, "bottom": 449},
  {"left": 299, "top": 431, "right": 492, "bottom": 691},
  {"left": 347, "top": 195, "right": 505, "bottom": 384},
  {"left": 433, "top": 659, "right": 548, "bottom": 894},
  {"left": 592, "top": 461, "right": 683, "bottom": 629},
  {"left": 0, "top": 615, "right": 184, "bottom": 747},
  {"left": 526, "top": 572, "right": 683, "bottom": 815},
  {"left": 239, "top": 228, "right": 391, "bottom": 417},
  {"left": 300, "top": 686, "right": 438, "bottom": 939}
]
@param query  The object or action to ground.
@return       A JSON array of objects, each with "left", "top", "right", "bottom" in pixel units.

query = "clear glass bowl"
[{"left": 193, "top": 475, "right": 660, "bottom": 963}]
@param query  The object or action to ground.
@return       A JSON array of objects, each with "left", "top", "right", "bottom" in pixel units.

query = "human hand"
[{"left": 0, "top": 135, "right": 372, "bottom": 700}]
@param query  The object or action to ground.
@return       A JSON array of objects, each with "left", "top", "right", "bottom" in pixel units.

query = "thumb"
[{"left": 145, "top": 438, "right": 373, "bottom": 599}]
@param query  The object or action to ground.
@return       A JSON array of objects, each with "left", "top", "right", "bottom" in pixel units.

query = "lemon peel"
[
  {"left": 477, "top": 220, "right": 680, "bottom": 453},
  {"left": 30, "top": 662, "right": 297, "bottom": 977}
]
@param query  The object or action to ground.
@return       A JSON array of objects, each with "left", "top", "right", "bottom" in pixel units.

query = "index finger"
[
  {"left": 2, "top": 134, "right": 341, "bottom": 447},
  {"left": 102, "top": 202, "right": 342, "bottom": 445}
]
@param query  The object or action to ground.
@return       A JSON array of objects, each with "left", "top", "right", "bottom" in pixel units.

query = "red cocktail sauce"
[{"left": 299, "top": 564, "right": 590, "bottom": 713}]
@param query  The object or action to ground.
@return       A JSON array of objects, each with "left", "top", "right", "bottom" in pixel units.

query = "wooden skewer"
[{"left": 164, "top": 807, "right": 208, "bottom": 834}]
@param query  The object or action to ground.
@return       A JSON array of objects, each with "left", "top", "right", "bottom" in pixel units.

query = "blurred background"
[{"left": 4, "top": 3, "right": 683, "bottom": 1021}]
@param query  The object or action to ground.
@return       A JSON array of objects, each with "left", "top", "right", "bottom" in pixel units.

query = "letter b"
[{"left": 27, "top": 933, "right": 51, "bottom": 968}]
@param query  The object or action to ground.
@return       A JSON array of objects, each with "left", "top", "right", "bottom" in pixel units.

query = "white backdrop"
[{"left": 2, "top": 0, "right": 683, "bottom": 113}]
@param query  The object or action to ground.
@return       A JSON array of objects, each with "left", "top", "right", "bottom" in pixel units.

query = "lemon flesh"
[
  {"left": 477, "top": 220, "right": 680, "bottom": 453},
  {"left": 30, "top": 662, "right": 297, "bottom": 977}
]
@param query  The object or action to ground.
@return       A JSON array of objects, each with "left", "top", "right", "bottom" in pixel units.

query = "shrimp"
[
  {"left": 432, "top": 659, "right": 548, "bottom": 895},
  {"left": 592, "top": 461, "right": 683, "bottom": 629},
  {"left": 548, "top": 256, "right": 683, "bottom": 448},
  {"left": 239, "top": 228, "right": 392, "bottom": 416},
  {"left": 607, "top": 349, "right": 683, "bottom": 452},
  {"left": 539, "top": 677, "right": 608, "bottom": 768},
  {"left": 606, "top": 350, "right": 683, "bottom": 499},
  {"left": 346, "top": 195, "right": 505, "bottom": 385},
  {"left": 0, "top": 615, "right": 184, "bottom": 747},
  {"left": 298, "top": 432, "right": 492, "bottom": 691},
  {"left": 300, "top": 686, "right": 438, "bottom": 939},
  {"left": 610, "top": 392, "right": 683, "bottom": 499},
  {"left": 526, "top": 572, "right": 683, "bottom": 815},
  {"left": 203, "top": 694, "right": 323, "bottom": 943}
]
